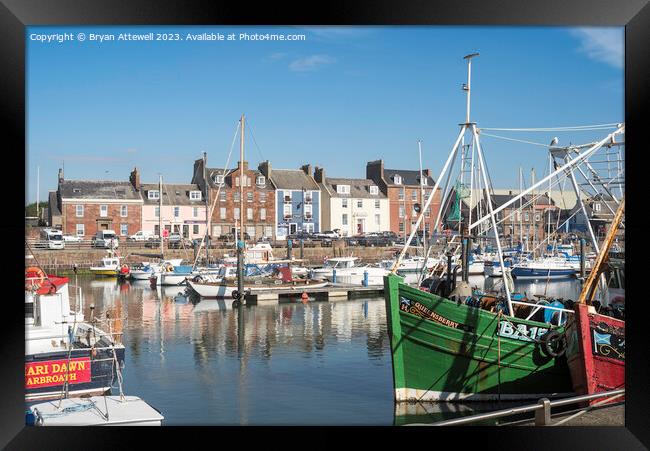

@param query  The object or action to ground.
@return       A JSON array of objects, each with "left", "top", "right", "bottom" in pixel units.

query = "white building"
[{"left": 315, "top": 167, "right": 389, "bottom": 236}]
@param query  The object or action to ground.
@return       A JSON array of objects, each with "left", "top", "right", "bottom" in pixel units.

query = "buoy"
[{"left": 301, "top": 292, "right": 309, "bottom": 303}]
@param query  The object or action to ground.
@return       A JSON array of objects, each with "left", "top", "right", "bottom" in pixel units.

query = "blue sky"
[{"left": 26, "top": 26, "right": 623, "bottom": 204}]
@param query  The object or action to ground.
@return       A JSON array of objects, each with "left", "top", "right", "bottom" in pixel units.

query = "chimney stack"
[
  {"left": 366, "top": 159, "right": 384, "bottom": 182},
  {"left": 129, "top": 167, "right": 141, "bottom": 191},
  {"left": 300, "top": 164, "right": 312, "bottom": 176},
  {"left": 258, "top": 160, "right": 272, "bottom": 180},
  {"left": 58, "top": 168, "right": 64, "bottom": 184},
  {"left": 314, "top": 166, "right": 325, "bottom": 183}
]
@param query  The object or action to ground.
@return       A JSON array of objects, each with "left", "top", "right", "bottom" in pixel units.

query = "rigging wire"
[
  {"left": 480, "top": 123, "right": 620, "bottom": 132},
  {"left": 244, "top": 118, "right": 266, "bottom": 163},
  {"left": 479, "top": 132, "right": 551, "bottom": 148}
]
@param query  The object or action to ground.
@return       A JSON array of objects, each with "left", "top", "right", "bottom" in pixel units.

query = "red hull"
[{"left": 565, "top": 303, "right": 625, "bottom": 405}]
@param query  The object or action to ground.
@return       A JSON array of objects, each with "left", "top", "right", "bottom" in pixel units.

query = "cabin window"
[
  {"left": 120, "top": 205, "right": 128, "bottom": 217},
  {"left": 370, "top": 186, "right": 378, "bottom": 195},
  {"left": 256, "top": 176, "right": 265, "bottom": 186},
  {"left": 100, "top": 205, "right": 108, "bottom": 217},
  {"left": 357, "top": 200, "right": 363, "bottom": 208},
  {"left": 76, "top": 224, "right": 84, "bottom": 236},
  {"left": 260, "top": 208, "right": 266, "bottom": 220},
  {"left": 174, "top": 207, "right": 180, "bottom": 218},
  {"left": 120, "top": 224, "right": 128, "bottom": 236},
  {"left": 75, "top": 205, "right": 84, "bottom": 217},
  {"left": 375, "top": 200, "right": 380, "bottom": 209},
  {"left": 337, "top": 185, "right": 350, "bottom": 194},
  {"left": 190, "top": 191, "right": 202, "bottom": 201},
  {"left": 393, "top": 175, "right": 402, "bottom": 185},
  {"left": 220, "top": 207, "right": 226, "bottom": 219},
  {"left": 342, "top": 214, "right": 348, "bottom": 225},
  {"left": 342, "top": 198, "right": 348, "bottom": 208},
  {"left": 148, "top": 190, "right": 159, "bottom": 200}
]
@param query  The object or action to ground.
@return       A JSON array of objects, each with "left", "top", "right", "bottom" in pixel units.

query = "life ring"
[
  {"left": 542, "top": 330, "right": 567, "bottom": 357},
  {"left": 164, "top": 263, "right": 174, "bottom": 272},
  {"left": 25, "top": 266, "right": 46, "bottom": 290}
]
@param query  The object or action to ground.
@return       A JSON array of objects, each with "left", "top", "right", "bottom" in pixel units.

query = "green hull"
[{"left": 384, "top": 274, "right": 573, "bottom": 402}]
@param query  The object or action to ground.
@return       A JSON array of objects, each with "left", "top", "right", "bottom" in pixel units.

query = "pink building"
[{"left": 140, "top": 182, "right": 207, "bottom": 239}]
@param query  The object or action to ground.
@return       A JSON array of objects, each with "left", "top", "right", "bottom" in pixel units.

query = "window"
[
  {"left": 524, "top": 213, "right": 530, "bottom": 221},
  {"left": 411, "top": 208, "right": 418, "bottom": 217},
  {"left": 234, "top": 207, "right": 240, "bottom": 219},
  {"left": 264, "top": 226, "right": 273, "bottom": 238},
  {"left": 173, "top": 225, "right": 180, "bottom": 233},
  {"left": 155, "top": 206, "right": 160, "bottom": 218},
  {"left": 213, "top": 174, "right": 224, "bottom": 185},
  {"left": 174, "top": 207, "right": 180, "bottom": 218},
  {"left": 120, "top": 205, "right": 128, "bottom": 217},
  {"left": 283, "top": 204, "right": 292, "bottom": 218},
  {"left": 425, "top": 209, "right": 430, "bottom": 218},
  {"left": 398, "top": 188, "right": 404, "bottom": 201},
  {"left": 154, "top": 225, "right": 160, "bottom": 236},
  {"left": 399, "top": 222, "right": 404, "bottom": 232},
  {"left": 148, "top": 190, "right": 159, "bottom": 200},
  {"left": 193, "top": 207, "right": 198, "bottom": 217},
  {"left": 394, "top": 175, "right": 402, "bottom": 185},
  {"left": 76, "top": 224, "right": 84, "bottom": 236},
  {"left": 100, "top": 205, "right": 108, "bottom": 217},
  {"left": 247, "top": 208, "right": 253, "bottom": 220},
  {"left": 375, "top": 199, "right": 380, "bottom": 209},
  {"left": 342, "top": 198, "right": 348, "bottom": 208},
  {"left": 260, "top": 208, "right": 266, "bottom": 220},
  {"left": 246, "top": 225, "right": 255, "bottom": 237},
  {"left": 235, "top": 176, "right": 240, "bottom": 187},
  {"left": 336, "top": 185, "right": 350, "bottom": 194},
  {"left": 304, "top": 204, "right": 313, "bottom": 218},
  {"left": 193, "top": 225, "right": 199, "bottom": 235},
  {"left": 120, "top": 224, "right": 128, "bottom": 236},
  {"left": 246, "top": 177, "right": 251, "bottom": 187},
  {"left": 421, "top": 177, "right": 428, "bottom": 186},
  {"left": 247, "top": 192, "right": 253, "bottom": 203},
  {"left": 342, "top": 214, "right": 348, "bottom": 225},
  {"left": 190, "top": 191, "right": 202, "bottom": 201},
  {"left": 234, "top": 192, "right": 240, "bottom": 202},
  {"left": 375, "top": 214, "right": 380, "bottom": 226},
  {"left": 220, "top": 207, "right": 226, "bottom": 219},
  {"left": 425, "top": 189, "right": 431, "bottom": 200},
  {"left": 594, "top": 203, "right": 601, "bottom": 212},
  {"left": 357, "top": 200, "right": 363, "bottom": 208},
  {"left": 256, "top": 175, "right": 265, "bottom": 186},
  {"left": 220, "top": 191, "right": 226, "bottom": 202},
  {"left": 75, "top": 205, "right": 83, "bottom": 217},
  {"left": 399, "top": 206, "right": 405, "bottom": 218},
  {"left": 212, "top": 225, "right": 221, "bottom": 236},
  {"left": 535, "top": 214, "right": 541, "bottom": 222},
  {"left": 260, "top": 192, "right": 266, "bottom": 203},
  {"left": 411, "top": 190, "right": 418, "bottom": 201},
  {"left": 370, "top": 185, "right": 378, "bottom": 195}
]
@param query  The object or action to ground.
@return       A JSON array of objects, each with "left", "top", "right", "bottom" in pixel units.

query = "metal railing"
[{"left": 406, "top": 389, "right": 624, "bottom": 426}]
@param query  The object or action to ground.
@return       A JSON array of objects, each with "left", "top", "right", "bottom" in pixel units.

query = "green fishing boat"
[{"left": 384, "top": 273, "right": 573, "bottom": 401}]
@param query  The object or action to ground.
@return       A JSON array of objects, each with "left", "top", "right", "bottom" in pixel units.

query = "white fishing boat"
[
  {"left": 25, "top": 263, "right": 125, "bottom": 402},
  {"left": 89, "top": 251, "right": 123, "bottom": 277},
  {"left": 27, "top": 395, "right": 164, "bottom": 426},
  {"left": 511, "top": 257, "right": 578, "bottom": 279},
  {"left": 130, "top": 259, "right": 184, "bottom": 280},
  {"left": 310, "top": 256, "right": 389, "bottom": 285},
  {"left": 380, "top": 256, "right": 440, "bottom": 274}
]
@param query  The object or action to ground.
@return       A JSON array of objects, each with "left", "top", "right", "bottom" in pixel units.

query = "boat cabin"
[{"left": 322, "top": 257, "right": 359, "bottom": 269}]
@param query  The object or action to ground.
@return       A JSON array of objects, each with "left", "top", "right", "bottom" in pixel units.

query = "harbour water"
[{"left": 69, "top": 275, "right": 585, "bottom": 425}]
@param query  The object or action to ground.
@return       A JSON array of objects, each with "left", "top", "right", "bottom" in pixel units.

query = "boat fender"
[
  {"left": 231, "top": 290, "right": 239, "bottom": 300},
  {"left": 541, "top": 330, "right": 567, "bottom": 357},
  {"left": 193, "top": 275, "right": 203, "bottom": 282}
]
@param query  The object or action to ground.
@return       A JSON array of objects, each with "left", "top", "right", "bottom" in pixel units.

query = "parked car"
[
  {"left": 168, "top": 233, "right": 193, "bottom": 249},
  {"left": 357, "top": 231, "right": 400, "bottom": 247},
  {"left": 92, "top": 230, "right": 119, "bottom": 248},
  {"left": 286, "top": 232, "right": 316, "bottom": 242},
  {"left": 128, "top": 230, "right": 156, "bottom": 241},
  {"left": 317, "top": 230, "right": 340, "bottom": 239},
  {"left": 39, "top": 228, "right": 65, "bottom": 249},
  {"left": 62, "top": 234, "right": 82, "bottom": 242},
  {"left": 218, "top": 232, "right": 251, "bottom": 242},
  {"left": 145, "top": 238, "right": 162, "bottom": 249}
]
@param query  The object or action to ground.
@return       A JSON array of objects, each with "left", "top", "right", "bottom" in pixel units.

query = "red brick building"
[
  {"left": 192, "top": 158, "right": 276, "bottom": 240},
  {"left": 54, "top": 168, "right": 143, "bottom": 238},
  {"left": 366, "top": 160, "right": 442, "bottom": 237}
]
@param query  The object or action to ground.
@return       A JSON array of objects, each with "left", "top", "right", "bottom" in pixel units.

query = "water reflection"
[{"left": 73, "top": 276, "right": 584, "bottom": 425}]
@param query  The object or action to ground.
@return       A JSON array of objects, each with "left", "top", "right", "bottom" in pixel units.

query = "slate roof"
[
  {"left": 59, "top": 181, "right": 142, "bottom": 200},
  {"left": 48, "top": 191, "right": 61, "bottom": 216},
  {"left": 490, "top": 193, "right": 555, "bottom": 208},
  {"left": 384, "top": 168, "right": 435, "bottom": 187},
  {"left": 141, "top": 183, "right": 205, "bottom": 206},
  {"left": 271, "top": 169, "right": 320, "bottom": 191},
  {"left": 322, "top": 177, "right": 386, "bottom": 199},
  {"left": 204, "top": 167, "right": 273, "bottom": 190}
]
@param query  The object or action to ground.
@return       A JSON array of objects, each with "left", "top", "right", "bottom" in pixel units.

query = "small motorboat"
[{"left": 89, "top": 251, "right": 122, "bottom": 277}]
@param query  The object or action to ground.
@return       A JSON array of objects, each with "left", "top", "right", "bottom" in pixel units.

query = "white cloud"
[
  {"left": 289, "top": 54, "right": 336, "bottom": 72},
  {"left": 570, "top": 28, "right": 624, "bottom": 69}
]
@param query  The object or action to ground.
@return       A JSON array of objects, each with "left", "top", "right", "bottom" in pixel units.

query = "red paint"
[
  {"left": 25, "top": 357, "right": 91, "bottom": 389},
  {"left": 566, "top": 303, "right": 624, "bottom": 406},
  {"left": 34, "top": 276, "right": 69, "bottom": 295}
]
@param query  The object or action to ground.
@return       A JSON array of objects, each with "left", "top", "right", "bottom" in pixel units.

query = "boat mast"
[
  {"left": 159, "top": 174, "right": 163, "bottom": 258},
  {"left": 547, "top": 153, "right": 552, "bottom": 253},
  {"left": 531, "top": 168, "right": 536, "bottom": 257},
  {"left": 204, "top": 151, "right": 209, "bottom": 265},
  {"left": 418, "top": 139, "right": 427, "bottom": 258},
  {"left": 519, "top": 166, "right": 523, "bottom": 253},
  {"left": 236, "top": 113, "right": 245, "bottom": 309},
  {"left": 36, "top": 166, "right": 40, "bottom": 222}
]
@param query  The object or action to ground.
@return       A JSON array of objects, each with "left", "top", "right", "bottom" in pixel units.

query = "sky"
[{"left": 26, "top": 26, "right": 624, "bottom": 204}]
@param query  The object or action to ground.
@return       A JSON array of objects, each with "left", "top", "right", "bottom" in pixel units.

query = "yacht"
[{"left": 310, "top": 256, "right": 389, "bottom": 286}]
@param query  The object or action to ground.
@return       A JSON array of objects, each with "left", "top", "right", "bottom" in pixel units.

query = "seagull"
[{"left": 550, "top": 137, "right": 559, "bottom": 146}]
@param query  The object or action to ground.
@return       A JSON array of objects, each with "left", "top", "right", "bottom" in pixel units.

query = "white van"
[
  {"left": 93, "top": 230, "right": 119, "bottom": 249},
  {"left": 40, "top": 228, "right": 65, "bottom": 250},
  {"left": 128, "top": 230, "right": 154, "bottom": 241}
]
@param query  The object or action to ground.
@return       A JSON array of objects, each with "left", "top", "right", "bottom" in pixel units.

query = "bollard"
[
  {"left": 332, "top": 268, "right": 337, "bottom": 284},
  {"left": 363, "top": 270, "right": 369, "bottom": 287},
  {"left": 534, "top": 398, "right": 552, "bottom": 426}
]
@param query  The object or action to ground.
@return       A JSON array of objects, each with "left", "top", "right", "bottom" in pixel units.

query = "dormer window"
[
  {"left": 421, "top": 177, "right": 428, "bottom": 186},
  {"left": 256, "top": 176, "right": 265, "bottom": 186},
  {"left": 212, "top": 173, "right": 225, "bottom": 185},
  {"left": 369, "top": 186, "right": 378, "bottom": 195},
  {"left": 73, "top": 188, "right": 81, "bottom": 193},
  {"left": 393, "top": 175, "right": 402, "bottom": 185},
  {"left": 336, "top": 185, "right": 350, "bottom": 194},
  {"left": 148, "top": 190, "right": 160, "bottom": 200},
  {"left": 190, "top": 191, "right": 202, "bottom": 201}
]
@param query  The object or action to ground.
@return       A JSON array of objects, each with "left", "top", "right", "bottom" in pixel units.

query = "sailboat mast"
[
  {"left": 240, "top": 114, "right": 245, "bottom": 241},
  {"left": 519, "top": 166, "right": 523, "bottom": 252},
  {"left": 159, "top": 174, "right": 163, "bottom": 257},
  {"left": 418, "top": 140, "right": 426, "bottom": 257},
  {"left": 36, "top": 166, "right": 40, "bottom": 221},
  {"left": 531, "top": 168, "right": 536, "bottom": 257},
  {"left": 204, "top": 151, "right": 209, "bottom": 265}
]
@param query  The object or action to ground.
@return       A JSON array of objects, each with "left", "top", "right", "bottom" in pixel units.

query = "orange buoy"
[{"left": 301, "top": 292, "right": 309, "bottom": 303}]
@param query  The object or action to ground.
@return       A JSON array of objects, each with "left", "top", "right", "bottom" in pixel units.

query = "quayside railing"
[{"left": 405, "top": 389, "right": 624, "bottom": 426}]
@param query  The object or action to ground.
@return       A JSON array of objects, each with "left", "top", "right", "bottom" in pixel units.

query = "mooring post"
[
  {"left": 534, "top": 398, "right": 552, "bottom": 426},
  {"left": 580, "top": 238, "right": 586, "bottom": 279},
  {"left": 332, "top": 268, "right": 337, "bottom": 284},
  {"left": 287, "top": 239, "right": 293, "bottom": 260},
  {"left": 363, "top": 270, "right": 369, "bottom": 287}
]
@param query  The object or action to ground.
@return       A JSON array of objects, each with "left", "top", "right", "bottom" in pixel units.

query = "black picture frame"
[{"left": 3, "top": 0, "right": 648, "bottom": 448}]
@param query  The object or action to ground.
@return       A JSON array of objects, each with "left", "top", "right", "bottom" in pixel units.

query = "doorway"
[
  {"left": 289, "top": 223, "right": 297, "bottom": 234},
  {"left": 356, "top": 219, "right": 365, "bottom": 234}
]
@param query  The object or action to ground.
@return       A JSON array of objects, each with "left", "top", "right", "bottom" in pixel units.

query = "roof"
[
  {"left": 384, "top": 168, "right": 435, "bottom": 187},
  {"left": 59, "top": 181, "right": 142, "bottom": 200},
  {"left": 204, "top": 167, "right": 273, "bottom": 190},
  {"left": 48, "top": 191, "right": 61, "bottom": 216},
  {"left": 271, "top": 169, "right": 320, "bottom": 191},
  {"left": 322, "top": 177, "right": 386, "bottom": 199},
  {"left": 141, "top": 183, "right": 204, "bottom": 206}
]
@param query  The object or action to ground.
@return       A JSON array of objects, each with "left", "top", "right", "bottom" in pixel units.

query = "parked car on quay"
[
  {"left": 128, "top": 230, "right": 156, "bottom": 241},
  {"left": 92, "top": 230, "right": 119, "bottom": 249},
  {"left": 218, "top": 232, "right": 251, "bottom": 242},
  {"left": 356, "top": 231, "right": 400, "bottom": 247},
  {"left": 39, "top": 228, "right": 65, "bottom": 250},
  {"left": 168, "top": 233, "right": 193, "bottom": 249},
  {"left": 62, "top": 234, "right": 82, "bottom": 242}
]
